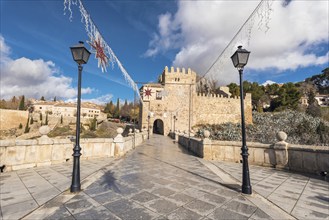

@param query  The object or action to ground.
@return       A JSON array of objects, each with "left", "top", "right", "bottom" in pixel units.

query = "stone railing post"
[
  {"left": 174, "top": 130, "right": 179, "bottom": 143},
  {"left": 128, "top": 128, "right": 135, "bottom": 149},
  {"left": 114, "top": 128, "right": 124, "bottom": 156},
  {"left": 202, "top": 130, "right": 212, "bottom": 160},
  {"left": 272, "top": 131, "right": 289, "bottom": 169},
  {"left": 38, "top": 125, "right": 53, "bottom": 145}
]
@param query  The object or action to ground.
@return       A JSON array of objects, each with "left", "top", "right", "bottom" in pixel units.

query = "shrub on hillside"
[{"left": 194, "top": 110, "right": 329, "bottom": 146}]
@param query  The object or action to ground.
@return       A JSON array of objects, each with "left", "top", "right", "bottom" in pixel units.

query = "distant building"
[
  {"left": 300, "top": 96, "right": 308, "bottom": 106},
  {"left": 315, "top": 94, "right": 329, "bottom": 107},
  {"left": 32, "top": 101, "right": 103, "bottom": 118}
]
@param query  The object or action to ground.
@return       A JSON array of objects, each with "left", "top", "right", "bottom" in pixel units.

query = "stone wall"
[
  {"left": 177, "top": 132, "right": 329, "bottom": 175},
  {"left": 193, "top": 93, "right": 252, "bottom": 125},
  {"left": 0, "top": 129, "right": 148, "bottom": 172},
  {"left": 139, "top": 66, "right": 252, "bottom": 136},
  {"left": 0, "top": 109, "right": 29, "bottom": 130}
]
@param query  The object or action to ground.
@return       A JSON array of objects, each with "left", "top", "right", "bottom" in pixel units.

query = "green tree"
[
  {"left": 265, "top": 83, "right": 280, "bottom": 95},
  {"left": 306, "top": 90, "right": 321, "bottom": 117},
  {"left": 40, "top": 96, "right": 45, "bottom": 101},
  {"left": 0, "top": 99, "right": 6, "bottom": 109},
  {"left": 307, "top": 90, "right": 316, "bottom": 105},
  {"left": 45, "top": 113, "right": 49, "bottom": 125},
  {"left": 53, "top": 96, "right": 57, "bottom": 102},
  {"left": 89, "top": 117, "right": 97, "bottom": 131},
  {"left": 243, "top": 82, "right": 266, "bottom": 112},
  {"left": 60, "top": 115, "right": 63, "bottom": 124},
  {"left": 271, "top": 83, "right": 301, "bottom": 111},
  {"left": 19, "top": 123, "right": 23, "bottom": 129},
  {"left": 121, "top": 99, "right": 130, "bottom": 118},
  {"left": 19, "top": 95, "right": 25, "bottom": 110},
  {"left": 24, "top": 117, "right": 30, "bottom": 133},
  {"left": 227, "top": 83, "right": 240, "bottom": 97},
  {"left": 114, "top": 98, "right": 120, "bottom": 118}
]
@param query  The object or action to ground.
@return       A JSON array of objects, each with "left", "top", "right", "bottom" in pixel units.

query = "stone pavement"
[
  {"left": 1, "top": 135, "right": 328, "bottom": 220},
  {"left": 0, "top": 158, "right": 115, "bottom": 220},
  {"left": 211, "top": 161, "right": 329, "bottom": 219}
]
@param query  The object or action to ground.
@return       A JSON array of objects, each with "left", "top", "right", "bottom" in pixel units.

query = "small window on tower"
[{"left": 156, "top": 91, "right": 162, "bottom": 100}]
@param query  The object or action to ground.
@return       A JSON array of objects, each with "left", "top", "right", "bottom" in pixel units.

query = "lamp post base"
[{"left": 242, "top": 185, "right": 252, "bottom": 194}]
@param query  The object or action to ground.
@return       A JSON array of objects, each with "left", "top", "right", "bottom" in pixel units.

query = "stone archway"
[{"left": 153, "top": 119, "right": 164, "bottom": 135}]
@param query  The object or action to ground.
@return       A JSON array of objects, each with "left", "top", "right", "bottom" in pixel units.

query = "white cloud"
[
  {"left": 0, "top": 35, "right": 97, "bottom": 100},
  {"left": 146, "top": 0, "right": 329, "bottom": 84},
  {"left": 66, "top": 93, "right": 113, "bottom": 105},
  {"left": 262, "top": 80, "right": 277, "bottom": 86}
]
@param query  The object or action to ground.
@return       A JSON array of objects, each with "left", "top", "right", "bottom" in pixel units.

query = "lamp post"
[
  {"left": 173, "top": 115, "right": 177, "bottom": 132},
  {"left": 231, "top": 45, "right": 252, "bottom": 195},
  {"left": 147, "top": 115, "right": 150, "bottom": 139},
  {"left": 70, "top": 41, "right": 91, "bottom": 193}
]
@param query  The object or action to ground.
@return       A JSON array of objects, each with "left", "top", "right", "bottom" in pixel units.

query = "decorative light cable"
[
  {"left": 64, "top": 0, "right": 140, "bottom": 99},
  {"left": 199, "top": 0, "right": 274, "bottom": 84}
]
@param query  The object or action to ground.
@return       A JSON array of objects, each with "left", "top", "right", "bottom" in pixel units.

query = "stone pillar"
[
  {"left": 273, "top": 131, "right": 289, "bottom": 169},
  {"left": 128, "top": 128, "right": 135, "bottom": 149},
  {"left": 202, "top": 130, "right": 212, "bottom": 160},
  {"left": 174, "top": 130, "right": 178, "bottom": 143},
  {"left": 114, "top": 128, "right": 124, "bottom": 157},
  {"left": 38, "top": 125, "right": 53, "bottom": 145}
]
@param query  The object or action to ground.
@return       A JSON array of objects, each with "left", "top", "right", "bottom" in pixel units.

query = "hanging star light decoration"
[
  {"left": 90, "top": 37, "right": 109, "bottom": 72},
  {"left": 144, "top": 88, "right": 153, "bottom": 98}
]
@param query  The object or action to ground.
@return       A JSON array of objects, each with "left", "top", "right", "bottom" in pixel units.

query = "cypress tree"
[
  {"left": 24, "top": 117, "right": 30, "bottom": 133},
  {"left": 45, "top": 113, "right": 48, "bottom": 125},
  {"left": 60, "top": 115, "right": 63, "bottom": 124},
  {"left": 19, "top": 95, "right": 25, "bottom": 110}
]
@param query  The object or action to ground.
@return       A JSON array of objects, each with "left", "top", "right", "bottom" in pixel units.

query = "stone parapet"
[
  {"left": 177, "top": 131, "right": 329, "bottom": 176},
  {"left": 0, "top": 130, "right": 147, "bottom": 172}
]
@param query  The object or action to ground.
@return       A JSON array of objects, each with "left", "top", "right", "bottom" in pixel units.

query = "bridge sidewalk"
[{"left": 1, "top": 135, "right": 328, "bottom": 219}]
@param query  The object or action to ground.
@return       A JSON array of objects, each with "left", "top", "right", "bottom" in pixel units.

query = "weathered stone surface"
[
  {"left": 139, "top": 67, "right": 252, "bottom": 136},
  {"left": 302, "top": 152, "right": 317, "bottom": 173},
  {"left": 15, "top": 139, "right": 37, "bottom": 146},
  {"left": 0, "top": 109, "right": 29, "bottom": 130},
  {"left": 276, "top": 131, "right": 287, "bottom": 142},
  {"left": 0, "top": 139, "right": 16, "bottom": 147}
]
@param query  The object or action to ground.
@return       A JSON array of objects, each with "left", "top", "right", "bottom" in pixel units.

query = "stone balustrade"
[
  {"left": 0, "top": 126, "right": 148, "bottom": 172},
  {"left": 176, "top": 131, "right": 329, "bottom": 175}
]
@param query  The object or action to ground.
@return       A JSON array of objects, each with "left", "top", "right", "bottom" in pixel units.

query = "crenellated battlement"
[
  {"left": 161, "top": 66, "right": 197, "bottom": 84},
  {"left": 196, "top": 93, "right": 251, "bottom": 100},
  {"left": 163, "top": 66, "right": 195, "bottom": 75}
]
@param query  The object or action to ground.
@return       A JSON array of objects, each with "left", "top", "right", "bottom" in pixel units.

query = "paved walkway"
[
  {"left": 1, "top": 135, "right": 328, "bottom": 219},
  {"left": 0, "top": 158, "right": 115, "bottom": 220}
]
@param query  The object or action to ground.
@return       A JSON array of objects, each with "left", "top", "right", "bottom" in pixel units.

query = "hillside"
[
  {"left": 193, "top": 110, "right": 329, "bottom": 146},
  {"left": 304, "top": 67, "right": 329, "bottom": 94}
]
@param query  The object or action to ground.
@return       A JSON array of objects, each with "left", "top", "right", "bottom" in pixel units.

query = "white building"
[
  {"left": 315, "top": 95, "right": 329, "bottom": 107},
  {"left": 33, "top": 101, "right": 102, "bottom": 118}
]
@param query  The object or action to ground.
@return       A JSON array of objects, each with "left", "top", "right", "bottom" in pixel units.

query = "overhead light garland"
[{"left": 64, "top": 0, "right": 140, "bottom": 99}]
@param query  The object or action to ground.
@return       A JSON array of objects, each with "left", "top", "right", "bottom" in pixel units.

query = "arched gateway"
[{"left": 153, "top": 119, "right": 164, "bottom": 135}]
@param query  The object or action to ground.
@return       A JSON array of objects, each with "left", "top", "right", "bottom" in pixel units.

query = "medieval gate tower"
[{"left": 139, "top": 66, "right": 252, "bottom": 136}]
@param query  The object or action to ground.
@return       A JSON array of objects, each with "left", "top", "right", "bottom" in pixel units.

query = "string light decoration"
[
  {"left": 199, "top": 0, "right": 274, "bottom": 87},
  {"left": 64, "top": 0, "right": 140, "bottom": 98}
]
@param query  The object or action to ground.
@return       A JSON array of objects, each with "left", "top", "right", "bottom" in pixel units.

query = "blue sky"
[{"left": 1, "top": 0, "right": 328, "bottom": 104}]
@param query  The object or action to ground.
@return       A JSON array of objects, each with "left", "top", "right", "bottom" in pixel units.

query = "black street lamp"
[
  {"left": 231, "top": 45, "right": 252, "bottom": 195},
  {"left": 173, "top": 115, "right": 177, "bottom": 132},
  {"left": 147, "top": 115, "right": 150, "bottom": 139},
  {"left": 70, "top": 41, "right": 91, "bottom": 193}
]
